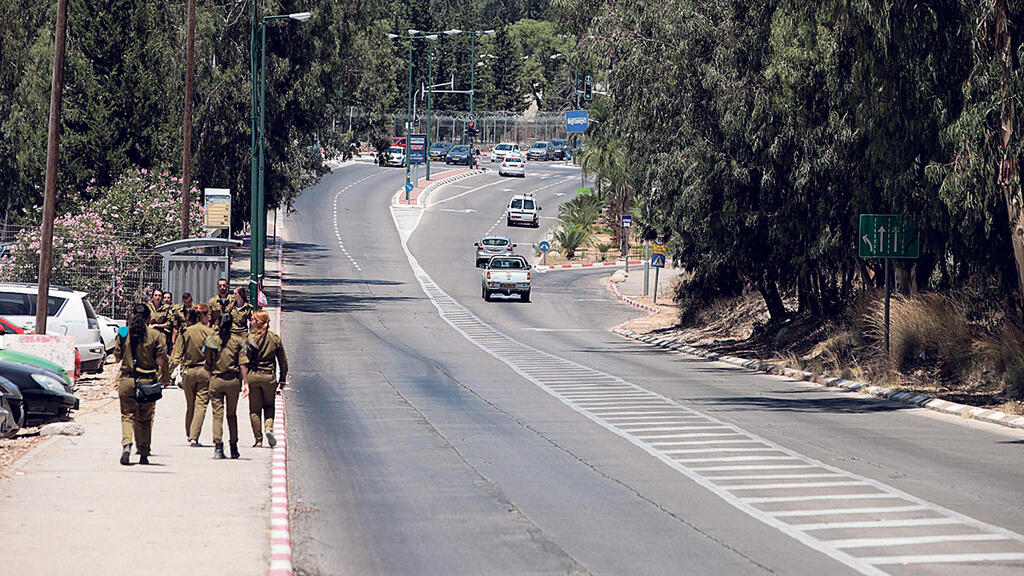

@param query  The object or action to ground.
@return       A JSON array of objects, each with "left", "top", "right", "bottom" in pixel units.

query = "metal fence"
[
  {"left": 387, "top": 110, "right": 570, "bottom": 146},
  {"left": 0, "top": 225, "right": 162, "bottom": 320}
]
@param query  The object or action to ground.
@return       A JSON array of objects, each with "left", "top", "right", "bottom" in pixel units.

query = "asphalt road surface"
[{"left": 282, "top": 160, "right": 1024, "bottom": 576}]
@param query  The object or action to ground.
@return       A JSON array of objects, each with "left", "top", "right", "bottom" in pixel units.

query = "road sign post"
[
  {"left": 650, "top": 237, "right": 667, "bottom": 304},
  {"left": 539, "top": 240, "right": 550, "bottom": 266},
  {"left": 621, "top": 214, "right": 632, "bottom": 273},
  {"left": 565, "top": 110, "right": 589, "bottom": 133},
  {"left": 859, "top": 214, "right": 918, "bottom": 360}
]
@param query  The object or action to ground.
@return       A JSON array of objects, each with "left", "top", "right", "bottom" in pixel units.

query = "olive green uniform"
[
  {"left": 169, "top": 304, "right": 188, "bottom": 336},
  {"left": 229, "top": 301, "right": 253, "bottom": 335},
  {"left": 204, "top": 333, "right": 249, "bottom": 445},
  {"left": 171, "top": 323, "right": 214, "bottom": 442},
  {"left": 147, "top": 301, "right": 173, "bottom": 382},
  {"left": 114, "top": 327, "right": 168, "bottom": 457},
  {"left": 244, "top": 331, "right": 288, "bottom": 444},
  {"left": 208, "top": 295, "right": 233, "bottom": 327}
]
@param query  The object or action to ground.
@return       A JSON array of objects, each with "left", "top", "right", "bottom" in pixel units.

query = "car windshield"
[
  {"left": 451, "top": 145, "right": 470, "bottom": 152},
  {"left": 530, "top": 143, "right": 547, "bottom": 149},
  {"left": 431, "top": 143, "right": 450, "bottom": 149},
  {"left": 490, "top": 258, "right": 524, "bottom": 269},
  {"left": 522, "top": 199, "right": 535, "bottom": 209},
  {"left": 550, "top": 139, "right": 566, "bottom": 146},
  {"left": 495, "top": 144, "right": 512, "bottom": 151},
  {"left": 481, "top": 238, "right": 508, "bottom": 246},
  {"left": 389, "top": 147, "right": 403, "bottom": 154},
  {"left": 505, "top": 157, "right": 522, "bottom": 163}
]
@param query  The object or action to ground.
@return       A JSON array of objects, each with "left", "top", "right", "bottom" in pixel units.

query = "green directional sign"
[{"left": 859, "top": 214, "right": 919, "bottom": 259}]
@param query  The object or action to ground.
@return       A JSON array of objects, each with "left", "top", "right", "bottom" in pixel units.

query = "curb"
[
  {"left": 606, "top": 300, "right": 1024, "bottom": 431},
  {"left": 607, "top": 278, "right": 660, "bottom": 314},
  {"left": 391, "top": 169, "right": 486, "bottom": 208},
  {"left": 266, "top": 217, "right": 294, "bottom": 576},
  {"left": 535, "top": 259, "right": 643, "bottom": 272}
]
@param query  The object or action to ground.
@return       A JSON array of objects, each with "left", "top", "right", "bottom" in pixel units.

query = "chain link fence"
[
  {"left": 0, "top": 224, "right": 162, "bottom": 320},
  {"left": 383, "top": 109, "right": 570, "bottom": 146}
]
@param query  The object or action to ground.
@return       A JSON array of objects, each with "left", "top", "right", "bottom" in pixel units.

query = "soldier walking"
[
  {"left": 204, "top": 313, "right": 249, "bottom": 459},
  {"left": 170, "top": 304, "right": 214, "bottom": 446},
  {"left": 114, "top": 303, "right": 169, "bottom": 465},
  {"left": 244, "top": 310, "right": 288, "bottom": 447}
]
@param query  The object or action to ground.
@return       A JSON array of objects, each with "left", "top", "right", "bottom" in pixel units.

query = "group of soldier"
[{"left": 112, "top": 278, "right": 288, "bottom": 465}]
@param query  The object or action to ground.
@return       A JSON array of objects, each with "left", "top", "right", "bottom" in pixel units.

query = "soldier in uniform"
[
  {"left": 204, "top": 313, "right": 249, "bottom": 459},
  {"left": 229, "top": 286, "right": 253, "bottom": 335},
  {"left": 244, "top": 310, "right": 288, "bottom": 447},
  {"left": 146, "top": 289, "right": 173, "bottom": 384},
  {"left": 170, "top": 304, "right": 214, "bottom": 446},
  {"left": 114, "top": 303, "right": 169, "bottom": 465},
  {"left": 208, "top": 278, "right": 233, "bottom": 327}
]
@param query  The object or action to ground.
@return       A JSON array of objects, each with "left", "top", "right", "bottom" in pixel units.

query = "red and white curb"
[
  {"left": 268, "top": 220, "right": 295, "bottom": 576},
  {"left": 610, "top": 323, "right": 1024, "bottom": 432},
  {"left": 607, "top": 278, "right": 660, "bottom": 314},
  {"left": 391, "top": 169, "right": 486, "bottom": 208},
  {"left": 534, "top": 259, "right": 643, "bottom": 272}
]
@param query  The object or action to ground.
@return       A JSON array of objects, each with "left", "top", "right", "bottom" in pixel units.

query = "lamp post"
[
  {"left": 550, "top": 53, "right": 579, "bottom": 109},
  {"left": 467, "top": 30, "right": 495, "bottom": 120},
  {"left": 250, "top": 10, "right": 311, "bottom": 306},
  {"left": 387, "top": 31, "right": 431, "bottom": 201}
]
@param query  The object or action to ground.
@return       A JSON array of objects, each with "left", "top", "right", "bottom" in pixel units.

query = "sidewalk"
[{"left": 0, "top": 242, "right": 282, "bottom": 575}]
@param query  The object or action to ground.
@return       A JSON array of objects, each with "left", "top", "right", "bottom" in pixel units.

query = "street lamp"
[
  {"left": 250, "top": 10, "right": 311, "bottom": 305},
  {"left": 551, "top": 52, "right": 580, "bottom": 108},
  {"left": 387, "top": 31, "right": 440, "bottom": 200},
  {"left": 467, "top": 30, "right": 495, "bottom": 120}
]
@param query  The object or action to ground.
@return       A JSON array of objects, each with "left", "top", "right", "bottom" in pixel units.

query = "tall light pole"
[
  {"left": 419, "top": 29, "right": 460, "bottom": 181},
  {"left": 551, "top": 53, "right": 579, "bottom": 109},
  {"left": 250, "top": 10, "right": 311, "bottom": 306},
  {"left": 468, "top": 30, "right": 495, "bottom": 122}
]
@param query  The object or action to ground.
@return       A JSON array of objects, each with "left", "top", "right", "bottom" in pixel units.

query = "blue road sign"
[
  {"left": 409, "top": 134, "right": 427, "bottom": 164},
  {"left": 566, "top": 110, "right": 589, "bottom": 133},
  {"left": 650, "top": 252, "right": 666, "bottom": 268},
  {"left": 621, "top": 214, "right": 633, "bottom": 228},
  {"left": 405, "top": 182, "right": 414, "bottom": 193},
  {"left": 538, "top": 241, "right": 551, "bottom": 253}
]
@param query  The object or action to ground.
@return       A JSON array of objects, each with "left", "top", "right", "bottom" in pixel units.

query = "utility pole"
[
  {"left": 35, "top": 0, "right": 69, "bottom": 334},
  {"left": 180, "top": 0, "right": 196, "bottom": 239}
]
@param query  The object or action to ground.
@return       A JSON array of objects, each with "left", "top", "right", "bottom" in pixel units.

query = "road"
[{"left": 282, "top": 160, "right": 1024, "bottom": 576}]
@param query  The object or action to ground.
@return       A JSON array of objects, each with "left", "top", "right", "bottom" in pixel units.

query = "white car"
[
  {"left": 386, "top": 146, "right": 406, "bottom": 167},
  {"left": 0, "top": 283, "right": 106, "bottom": 373},
  {"left": 507, "top": 193, "right": 541, "bottom": 227},
  {"left": 498, "top": 154, "right": 526, "bottom": 178},
  {"left": 97, "top": 314, "right": 123, "bottom": 354},
  {"left": 489, "top": 142, "right": 521, "bottom": 163},
  {"left": 481, "top": 256, "right": 531, "bottom": 302}
]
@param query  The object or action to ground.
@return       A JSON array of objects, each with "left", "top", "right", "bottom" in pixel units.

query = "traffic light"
[
  {"left": 584, "top": 75, "right": 593, "bottom": 101},
  {"left": 467, "top": 121, "right": 477, "bottom": 137}
]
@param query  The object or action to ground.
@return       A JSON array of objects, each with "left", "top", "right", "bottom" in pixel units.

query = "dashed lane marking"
[
  {"left": 389, "top": 197, "right": 1024, "bottom": 575},
  {"left": 332, "top": 173, "right": 379, "bottom": 272}
]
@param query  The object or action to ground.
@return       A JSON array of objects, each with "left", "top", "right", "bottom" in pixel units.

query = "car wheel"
[
  {"left": 482, "top": 287, "right": 491, "bottom": 301},
  {"left": 522, "top": 290, "right": 531, "bottom": 303},
  {"left": 507, "top": 217, "right": 513, "bottom": 226}
]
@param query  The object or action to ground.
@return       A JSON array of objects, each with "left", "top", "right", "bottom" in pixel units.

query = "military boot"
[
  {"left": 229, "top": 442, "right": 240, "bottom": 459},
  {"left": 213, "top": 443, "right": 226, "bottom": 459},
  {"left": 120, "top": 444, "right": 132, "bottom": 466}
]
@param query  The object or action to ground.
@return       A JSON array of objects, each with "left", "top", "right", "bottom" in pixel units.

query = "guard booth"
[{"left": 154, "top": 238, "right": 242, "bottom": 305}]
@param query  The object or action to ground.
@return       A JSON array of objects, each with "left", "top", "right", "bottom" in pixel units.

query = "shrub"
[
  {"left": 558, "top": 192, "right": 604, "bottom": 229},
  {"left": 863, "top": 293, "right": 973, "bottom": 376},
  {"left": 554, "top": 225, "right": 590, "bottom": 260}
]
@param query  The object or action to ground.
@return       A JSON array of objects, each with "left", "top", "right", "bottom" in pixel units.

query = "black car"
[
  {"left": 548, "top": 139, "right": 568, "bottom": 160},
  {"left": 445, "top": 144, "right": 474, "bottom": 166},
  {"left": 429, "top": 142, "right": 453, "bottom": 161},
  {"left": 0, "top": 376, "right": 24, "bottom": 438},
  {"left": 0, "top": 359, "right": 78, "bottom": 425}
]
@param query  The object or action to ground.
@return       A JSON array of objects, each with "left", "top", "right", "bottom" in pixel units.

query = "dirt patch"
[
  {"left": 0, "top": 362, "right": 118, "bottom": 478},
  {"left": 617, "top": 290, "right": 1021, "bottom": 411}
]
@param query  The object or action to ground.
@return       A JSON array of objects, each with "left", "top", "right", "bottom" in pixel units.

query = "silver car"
[{"left": 474, "top": 235, "right": 517, "bottom": 267}]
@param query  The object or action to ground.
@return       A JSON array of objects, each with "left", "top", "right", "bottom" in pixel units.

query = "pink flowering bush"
[{"left": 1, "top": 169, "right": 206, "bottom": 317}]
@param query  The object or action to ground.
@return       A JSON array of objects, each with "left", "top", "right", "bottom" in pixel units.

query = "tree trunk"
[
  {"left": 995, "top": 0, "right": 1024, "bottom": 317},
  {"left": 757, "top": 278, "right": 788, "bottom": 322}
]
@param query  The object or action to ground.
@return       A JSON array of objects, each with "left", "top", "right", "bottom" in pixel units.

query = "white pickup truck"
[{"left": 481, "top": 255, "right": 531, "bottom": 302}]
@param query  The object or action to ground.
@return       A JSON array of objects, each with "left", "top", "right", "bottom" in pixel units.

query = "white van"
[{"left": 0, "top": 283, "right": 106, "bottom": 373}]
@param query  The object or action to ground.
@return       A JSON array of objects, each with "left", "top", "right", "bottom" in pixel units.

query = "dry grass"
[{"left": 863, "top": 293, "right": 973, "bottom": 377}]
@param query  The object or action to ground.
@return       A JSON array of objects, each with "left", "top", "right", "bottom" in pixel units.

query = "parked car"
[
  {"left": 548, "top": 139, "right": 569, "bottom": 160},
  {"left": 507, "top": 193, "right": 541, "bottom": 227},
  {"left": 474, "top": 235, "right": 517, "bottom": 267},
  {"left": 445, "top": 144, "right": 474, "bottom": 166},
  {"left": 526, "top": 141, "right": 552, "bottom": 161},
  {"left": 481, "top": 256, "right": 532, "bottom": 302},
  {"left": 1, "top": 314, "right": 82, "bottom": 382},
  {"left": 498, "top": 154, "right": 526, "bottom": 178},
  {"left": 0, "top": 349, "right": 73, "bottom": 388},
  {"left": 96, "top": 314, "right": 121, "bottom": 354},
  {"left": 0, "top": 376, "right": 24, "bottom": 438},
  {"left": 0, "top": 241, "right": 13, "bottom": 263},
  {"left": 489, "top": 142, "right": 521, "bottom": 163},
  {"left": 0, "top": 359, "right": 78, "bottom": 425},
  {"left": 429, "top": 142, "right": 453, "bottom": 161},
  {"left": 386, "top": 146, "right": 406, "bottom": 167},
  {"left": 0, "top": 283, "right": 105, "bottom": 373}
]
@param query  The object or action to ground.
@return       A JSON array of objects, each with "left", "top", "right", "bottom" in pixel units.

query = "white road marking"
[
  {"left": 830, "top": 534, "right": 1011, "bottom": 549},
  {"left": 863, "top": 553, "right": 1024, "bottom": 565},
  {"left": 332, "top": 173, "right": 379, "bottom": 271},
  {"left": 770, "top": 505, "right": 929, "bottom": 518},
  {"left": 429, "top": 179, "right": 505, "bottom": 207}
]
